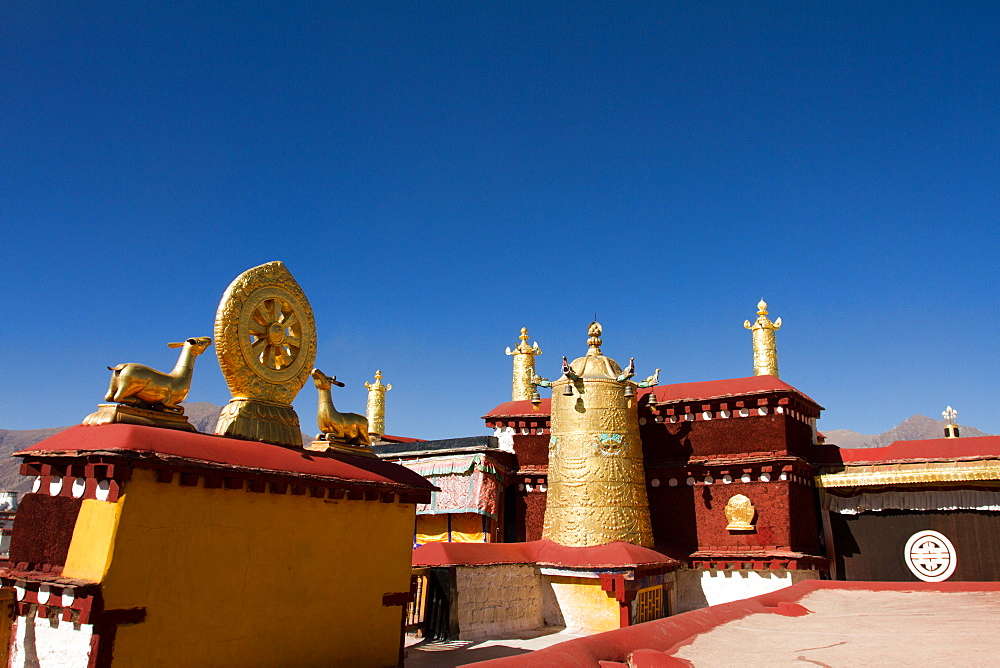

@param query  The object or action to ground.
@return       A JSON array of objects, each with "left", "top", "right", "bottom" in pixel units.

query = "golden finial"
[
  {"left": 506, "top": 327, "right": 542, "bottom": 401},
  {"left": 942, "top": 406, "right": 960, "bottom": 439},
  {"left": 587, "top": 321, "right": 602, "bottom": 349},
  {"left": 743, "top": 299, "right": 782, "bottom": 377},
  {"left": 365, "top": 370, "right": 392, "bottom": 438}
]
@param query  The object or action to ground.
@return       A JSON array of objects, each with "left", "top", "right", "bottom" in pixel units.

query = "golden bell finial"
[
  {"left": 942, "top": 406, "right": 960, "bottom": 439},
  {"left": 506, "top": 326, "right": 542, "bottom": 401},
  {"left": 365, "top": 370, "right": 392, "bottom": 439},
  {"left": 744, "top": 299, "right": 782, "bottom": 378},
  {"left": 542, "top": 320, "right": 655, "bottom": 548},
  {"left": 587, "top": 321, "right": 602, "bottom": 349}
]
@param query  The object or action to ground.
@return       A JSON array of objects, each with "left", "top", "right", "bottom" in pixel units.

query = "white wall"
[
  {"left": 11, "top": 613, "right": 93, "bottom": 668},
  {"left": 455, "top": 564, "right": 544, "bottom": 639},
  {"left": 674, "top": 568, "right": 820, "bottom": 614}
]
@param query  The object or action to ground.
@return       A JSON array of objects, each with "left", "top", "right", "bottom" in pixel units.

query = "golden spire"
[
  {"left": 743, "top": 299, "right": 782, "bottom": 377},
  {"left": 942, "top": 406, "right": 960, "bottom": 439},
  {"left": 505, "top": 327, "right": 542, "bottom": 401},
  {"left": 365, "top": 370, "right": 392, "bottom": 439}
]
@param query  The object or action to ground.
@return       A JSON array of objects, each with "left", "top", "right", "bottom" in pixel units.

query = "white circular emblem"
[{"left": 904, "top": 530, "right": 957, "bottom": 582}]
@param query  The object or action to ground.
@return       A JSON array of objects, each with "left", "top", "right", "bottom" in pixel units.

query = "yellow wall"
[
  {"left": 62, "top": 497, "right": 123, "bottom": 582},
  {"left": 544, "top": 576, "right": 621, "bottom": 633},
  {"left": 100, "top": 469, "right": 415, "bottom": 667}
]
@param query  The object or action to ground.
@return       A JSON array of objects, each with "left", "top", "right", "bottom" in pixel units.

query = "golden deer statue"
[
  {"left": 105, "top": 337, "right": 213, "bottom": 412},
  {"left": 311, "top": 368, "right": 370, "bottom": 446}
]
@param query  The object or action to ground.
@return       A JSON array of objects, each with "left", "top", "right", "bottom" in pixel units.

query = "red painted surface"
[
  {"left": 482, "top": 399, "right": 550, "bottom": 418},
  {"left": 18, "top": 424, "right": 435, "bottom": 491},
  {"left": 813, "top": 434, "right": 1000, "bottom": 465},
  {"left": 641, "top": 411, "right": 815, "bottom": 459},
  {"left": 469, "top": 580, "right": 1000, "bottom": 667},
  {"left": 482, "top": 377, "right": 822, "bottom": 419},
  {"left": 9, "top": 494, "right": 82, "bottom": 572},
  {"left": 412, "top": 539, "right": 680, "bottom": 570},
  {"left": 379, "top": 434, "right": 425, "bottom": 443}
]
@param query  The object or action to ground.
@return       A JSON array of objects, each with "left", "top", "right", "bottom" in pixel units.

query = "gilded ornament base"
[
  {"left": 83, "top": 403, "right": 196, "bottom": 432},
  {"left": 305, "top": 439, "right": 377, "bottom": 458},
  {"left": 215, "top": 398, "right": 303, "bottom": 448}
]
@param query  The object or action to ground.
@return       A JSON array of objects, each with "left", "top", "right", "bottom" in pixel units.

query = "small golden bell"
[
  {"left": 624, "top": 384, "right": 635, "bottom": 399},
  {"left": 562, "top": 383, "right": 574, "bottom": 397}
]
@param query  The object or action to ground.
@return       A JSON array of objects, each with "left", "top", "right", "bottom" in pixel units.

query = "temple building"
[
  {"left": 1, "top": 262, "right": 435, "bottom": 666},
  {"left": 474, "top": 307, "right": 826, "bottom": 618}
]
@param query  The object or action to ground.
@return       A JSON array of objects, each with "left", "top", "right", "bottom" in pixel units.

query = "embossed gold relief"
[
  {"left": 541, "top": 322, "right": 655, "bottom": 548},
  {"left": 506, "top": 327, "right": 542, "bottom": 401},
  {"left": 724, "top": 494, "right": 756, "bottom": 531},
  {"left": 214, "top": 261, "right": 316, "bottom": 447},
  {"left": 84, "top": 336, "right": 214, "bottom": 432},
  {"left": 365, "top": 370, "right": 392, "bottom": 438},
  {"left": 744, "top": 299, "right": 781, "bottom": 378},
  {"left": 816, "top": 460, "right": 1000, "bottom": 488}
]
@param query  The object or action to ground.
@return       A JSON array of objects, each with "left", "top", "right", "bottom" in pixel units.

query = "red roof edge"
[
  {"left": 412, "top": 540, "right": 679, "bottom": 569},
  {"left": 813, "top": 434, "right": 1000, "bottom": 465}
]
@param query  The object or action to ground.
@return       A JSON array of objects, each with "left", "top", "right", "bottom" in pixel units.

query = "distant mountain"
[
  {"left": 0, "top": 402, "right": 313, "bottom": 493},
  {"left": 821, "top": 429, "right": 874, "bottom": 449},
  {"left": 824, "top": 414, "right": 990, "bottom": 449},
  {"left": 0, "top": 427, "right": 72, "bottom": 492}
]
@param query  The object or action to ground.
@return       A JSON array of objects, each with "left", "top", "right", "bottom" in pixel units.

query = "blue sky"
[{"left": 2, "top": 2, "right": 997, "bottom": 438}]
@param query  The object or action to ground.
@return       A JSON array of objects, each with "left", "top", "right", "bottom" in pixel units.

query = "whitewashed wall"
[
  {"left": 674, "top": 568, "right": 820, "bottom": 614},
  {"left": 455, "top": 564, "right": 543, "bottom": 638},
  {"left": 10, "top": 613, "right": 93, "bottom": 668}
]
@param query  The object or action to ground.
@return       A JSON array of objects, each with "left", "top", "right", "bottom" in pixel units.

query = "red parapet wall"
[{"left": 468, "top": 580, "right": 1000, "bottom": 667}]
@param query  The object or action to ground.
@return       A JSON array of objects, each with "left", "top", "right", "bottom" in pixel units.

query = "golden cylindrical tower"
[
  {"left": 505, "top": 327, "right": 542, "bottom": 401},
  {"left": 541, "top": 322, "right": 654, "bottom": 548},
  {"left": 744, "top": 299, "right": 782, "bottom": 377},
  {"left": 365, "top": 370, "right": 391, "bottom": 439}
]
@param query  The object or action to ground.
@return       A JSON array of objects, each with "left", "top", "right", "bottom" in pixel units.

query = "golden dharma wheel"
[{"left": 215, "top": 261, "right": 316, "bottom": 406}]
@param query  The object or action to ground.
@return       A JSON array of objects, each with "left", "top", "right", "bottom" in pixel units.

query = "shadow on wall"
[{"left": 406, "top": 641, "right": 533, "bottom": 668}]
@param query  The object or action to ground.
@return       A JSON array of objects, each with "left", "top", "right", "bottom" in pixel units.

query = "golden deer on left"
[{"left": 105, "top": 337, "right": 214, "bottom": 412}]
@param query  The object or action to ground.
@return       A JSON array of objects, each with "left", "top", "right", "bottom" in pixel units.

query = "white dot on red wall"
[
  {"left": 31, "top": 477, "right": 40, "bottom": 493},
  {"left": 686, "top": 477, "right": 696, "bottom": 486},
  {"left": 72, "top": 478, "right": 86, "bottom": 498},
  {"left": 668, "top": 478, "right": 678, "bottom": 487},
  {"left": 739, "top": 409, "right": 749, "bottom": 417},
  {"left": 758, "top": 407, "right": 769, "bottom": 416},
  {"left": 62, "top": 588, "right": 74, "bottom": 605},
  {"left": 669, "top": 416, "right": 678, "bottom": 423},
  {"left": 702, "top": 411, "right": 712, "bottom": 420},
  {"left": 650, "top": 479, "right": 660, "bottom": 487},
  {"left": 759, "top": 473, "right": 771, "bottom": 482},
  {"left": 779, "top": 473, "right": 788, "bottom": 481},
  {"left": 720, "top": 410, "right": 731, "bottom": 418},
  {"left": 49, "top": 477, "right": 63, "bottom": 496},
  {"left": 96, "top": 480, "right": 111, "bottom": 501},
  {"left": 704, "top": 476, "right": 714, "bottom": 485},
  {"left": 741, "top": 475, "right": 751, "bottom": 483},
  {"left": 38, "top": 585, "right": 50, "bottom": 605},
  {"left": 722, "top": 475, "right": 732, "bottom": 484}
]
